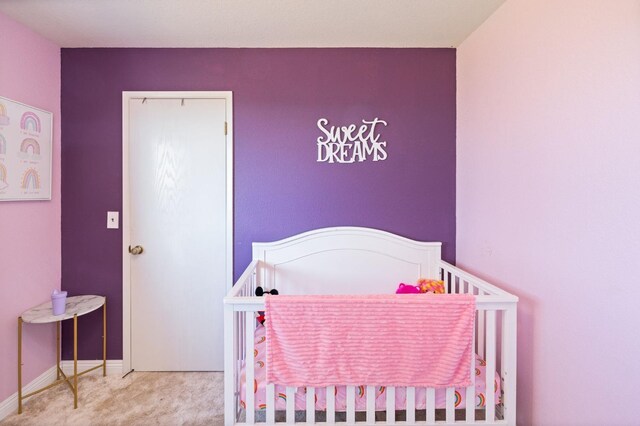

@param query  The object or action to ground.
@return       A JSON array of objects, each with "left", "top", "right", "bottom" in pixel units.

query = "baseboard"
[
  {"left": 60, "top": 359, "right": 123, "bottom": 377},
  {"left": 0, "top": 360, "right": 123, "bottom": 422},
  {"left": 0, "top": 365, "right": 57, "bottom": 422}
]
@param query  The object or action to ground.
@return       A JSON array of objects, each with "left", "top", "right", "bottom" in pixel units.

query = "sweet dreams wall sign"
[{"left": 316, "top": 118, "right": 388, "bottom": 164}]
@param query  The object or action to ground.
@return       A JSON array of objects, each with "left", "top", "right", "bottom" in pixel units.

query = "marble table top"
[{"left": 21, "top": 295, "right": 105, "bottom": 324}]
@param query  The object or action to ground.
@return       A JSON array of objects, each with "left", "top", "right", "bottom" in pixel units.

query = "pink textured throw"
[{"left": 265, "top": 294, "right": 475, "bottom": 388}]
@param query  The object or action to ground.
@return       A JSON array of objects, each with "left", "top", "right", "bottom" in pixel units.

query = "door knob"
[{"left": 129, "top": 245, "right": 144, "bottom": 255}]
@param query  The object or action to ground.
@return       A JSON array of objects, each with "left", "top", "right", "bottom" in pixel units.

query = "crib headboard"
[{"left": 252, "top": 227, "right": 442, "bottom": 295}]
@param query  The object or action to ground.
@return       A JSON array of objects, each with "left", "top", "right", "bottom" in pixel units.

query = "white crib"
[{"left": 224, "top": 227, "right": 517, "bottom": 425}]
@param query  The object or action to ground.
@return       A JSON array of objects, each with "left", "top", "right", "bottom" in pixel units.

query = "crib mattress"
[{"left": 240, "top": 325, "right": 500, "bottom": 411}]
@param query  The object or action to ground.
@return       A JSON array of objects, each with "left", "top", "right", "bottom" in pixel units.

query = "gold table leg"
[
  {"left": 56, "top": 322, "right": 61, "bottom": 380},
  {"left": 18, "top": 317, "right": 22, "bottom": 415},
  {"left": 73, "top": 313, "right": 78, "bottom": 409},
  {"left": 103, "top": 299, "right": 107, "bottom": 377}
]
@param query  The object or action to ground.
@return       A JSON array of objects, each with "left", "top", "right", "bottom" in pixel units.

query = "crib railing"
[
  {"left": 439, "top": 261, "right": 517, "bottom": 425},
  {"left": 224, "top": 261, "right": 517, "bottom": 425}
]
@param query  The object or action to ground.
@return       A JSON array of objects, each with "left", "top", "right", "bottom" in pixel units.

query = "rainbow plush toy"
[{"left": 417, "top": 278, "right": 445, "bottom": 294}]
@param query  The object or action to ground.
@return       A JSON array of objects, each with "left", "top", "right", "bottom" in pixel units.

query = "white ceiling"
[{"left": 0, "top": 0, "right": 504, "bottom": 48}]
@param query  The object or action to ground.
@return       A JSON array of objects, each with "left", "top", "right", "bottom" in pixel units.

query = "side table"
[{"left": 18, "top": 295, "right": 106, "bottom": 413}]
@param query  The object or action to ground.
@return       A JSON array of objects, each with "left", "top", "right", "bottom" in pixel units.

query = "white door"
[{"left": 127, "top": 96, "right": 229, "bottom": 371}]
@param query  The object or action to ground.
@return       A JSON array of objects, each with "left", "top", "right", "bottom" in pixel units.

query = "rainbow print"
[
  {"left": 0, "top": 103, "right": 8, "bottom": 126},
  {"left": 20, "top": 111, "right": 41, "bottom": 133},
  {"left": 0, "top": 163, "right": 7, "bottom": 191},
  {"left": 0, "top": 134, "right": 6, "bottom": 155},
  {"left": 476, "top": 393, "right": 486, "bottom": 408},
  {"left": 21, "top": 168, "right": 40, "bottom": 190},
  {"left": 454, "top": 390, "right": 462, "bottom": 407},
  {"left": 20, "top": 138, "right": 41, "bottom": 156},
  {"left": 357, "top": 386, "right": 365, "bottom": 398},
  {"left": 278, "top": 393, "right": 287, "bottom": 402}
]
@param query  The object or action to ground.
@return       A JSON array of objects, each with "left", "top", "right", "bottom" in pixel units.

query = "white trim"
[
  {"left": 0, "top": 366, "right": 57, "bottom": 421},
  {"left": 122, "top": 92, "right": 131, "bottom": 374},
  {"left": 122, "top": 91, "right": 234, "bottom": 374},
  {"left": 60, "top": 359, "right": 124, "bottom": 377}
]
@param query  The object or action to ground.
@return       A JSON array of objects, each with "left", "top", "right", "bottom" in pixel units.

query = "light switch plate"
[{"left": 107, "top": 211, "right": 119, "bottom": 229}]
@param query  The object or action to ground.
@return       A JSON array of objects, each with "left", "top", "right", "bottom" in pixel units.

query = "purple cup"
[{"left": 51, "top": 291, "right": 68, "bottom": 315}]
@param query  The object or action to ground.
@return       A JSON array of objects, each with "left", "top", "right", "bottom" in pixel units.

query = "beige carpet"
[{"left": 1, "top": 372, "right": 224, "bottom": 426}]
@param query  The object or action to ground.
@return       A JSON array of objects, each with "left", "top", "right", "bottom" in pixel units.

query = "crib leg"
[
  {"left": 502, "top": 305, "right": 517, "bottom": 425},
  {"left": 224, "top": 305, "right": 235, "bottom": 426}
]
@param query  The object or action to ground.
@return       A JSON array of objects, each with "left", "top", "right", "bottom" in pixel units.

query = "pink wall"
[
  {"left": 0, "top": 12, "right": 60, "bottom": 403},
  {"left": 457, "top": 1, "right": 640, "bottom": 425}
]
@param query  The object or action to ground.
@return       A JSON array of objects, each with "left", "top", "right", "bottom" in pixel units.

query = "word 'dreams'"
[{"left": 317, "top": 118, "right": 388, "bottom": 163}]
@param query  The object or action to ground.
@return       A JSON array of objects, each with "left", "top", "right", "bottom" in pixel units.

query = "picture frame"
[{"left": 0, "top": 96, "right": 53, "bottom": 201}]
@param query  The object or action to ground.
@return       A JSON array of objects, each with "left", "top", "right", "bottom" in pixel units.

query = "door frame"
[{"left": 121, "top": 91, "right": 233, "bottom": 373}]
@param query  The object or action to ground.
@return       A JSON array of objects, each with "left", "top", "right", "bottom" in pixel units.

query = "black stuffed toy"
[
  {"left": 255, "top": 286, "right": 278, "bottom": 324},
  {"left": 255, "top": 286, "right": 278, "bottom": 296}
]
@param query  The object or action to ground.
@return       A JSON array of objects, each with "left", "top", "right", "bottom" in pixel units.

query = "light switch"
[{"left": 107, "top": 211, "right": 119, "bottom": 229}]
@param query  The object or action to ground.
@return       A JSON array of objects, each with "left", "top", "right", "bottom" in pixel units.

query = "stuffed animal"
[
  {"left": 254, "top": 286, "right": 278, "bottom": 325},
  {"left": 396, "top": 283, "right": 421, "bottom": 294},
  {"left": 417, "top": 278, "right": 445, "bottom": 294},
  {"left": 255, "top": 286, "right": 279, "bottom": 296}
]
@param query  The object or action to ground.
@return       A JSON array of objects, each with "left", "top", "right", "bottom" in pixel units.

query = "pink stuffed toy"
[{"left": 396, "top": 283, "right": 421, "bottom": 294}]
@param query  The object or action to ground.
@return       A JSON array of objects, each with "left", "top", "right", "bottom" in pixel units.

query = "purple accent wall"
[{"left": 61, "top": 48, "right": 456, "bottom": 360}]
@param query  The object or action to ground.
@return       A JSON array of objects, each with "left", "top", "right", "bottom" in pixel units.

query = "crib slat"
[
  {"left": 466, "top": 315, "right": 476, "bottom": 423},
  {"left": 326, "top": 386, "right": 336, "bottom": 423},
  {"left": 286, "top": 386, "right": 295, "bottom": 424},
  {"left": 266, "top": 383, "right": 275, "bottom": 424},
  {"left": 406, "top": 387, "right": 415, "bottom": 424},
  {"left": 486, "top": 311, "right": 496, "bottom": 422},
  {"left": 465, "top": 385, "right": 475, "bottom": 423},
  {"left": 236, "top": 309, "right": 242, "bottom": 351},
  {"left": 477, "top": 309, "right": 485, "bottom": 358},
  {"left": 445, "top": 387, "right": 455, "bottom": 423},
  {"left": 306, "top": 387, "right": 315, "bottom": 423},
  {"left": 245, "top": 319, "right": 255, "bottom": 424},
  {"left": 366, "top": 386, "right": 376, "bottom": 424},
  {"left": 346, "top": 386, "right": 355, "bottom": 424},
  {"left": 386, "top": 386, "right": 395, "bottom": 423},
  {"left": 426, "top": 388, "right": 435, "bottom": 424}
]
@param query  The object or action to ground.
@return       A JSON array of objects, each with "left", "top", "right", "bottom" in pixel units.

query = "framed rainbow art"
[{"left": 0, "top": 96, "right": 52, "bottom": 201}]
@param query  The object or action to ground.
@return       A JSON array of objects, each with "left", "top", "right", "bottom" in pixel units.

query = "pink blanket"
[{"left": 265, "top": 294, "right": 475, "bottom": 388}]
